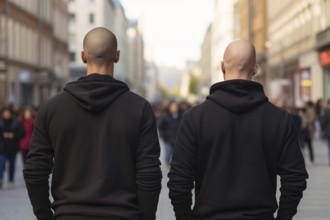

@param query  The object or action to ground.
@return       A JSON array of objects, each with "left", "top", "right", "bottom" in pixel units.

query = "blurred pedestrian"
[
  {"left": 321, "top": 99, "right": 330, "bottom": 166},
  {"left": 287, "top": 106, "right": 304, "bottom": 148},
  {"left": 152, "top": 102, "right": 165, "bottom": 124},
  {"left": 316, "top": 98, "right": 324, "bottom": 120},
  {"left": 19, "top": 106, "right": 35, "bottom": 163},
  {"left": 179, "top": 101, "right": 191, "bottom": 115},
  {"left": 304, "top": 101, "right": 316, "bottom": 163},
  {"left": 168, "top": 39, "right": 308, "bottom": 220},
  {"left": 158, "top": 100, "right": 182, "bottom": 168},
  {"left": 315, "top": 98, "right": 324, "bottom": 137},
  {"left": 0, "top": 106, "right": 24, "bottom": 189},
  {"left": 24, "top": 27, "right": 162, "bottom": 220}
]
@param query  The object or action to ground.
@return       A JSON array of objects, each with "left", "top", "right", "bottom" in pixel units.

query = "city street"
[{"left": 0, "top": 139, "right": 330, "bottom": 220}]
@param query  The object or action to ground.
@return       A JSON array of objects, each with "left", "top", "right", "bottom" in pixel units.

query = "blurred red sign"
[{"left": 320, "top": 49, "right": 330, "bottom": 66}]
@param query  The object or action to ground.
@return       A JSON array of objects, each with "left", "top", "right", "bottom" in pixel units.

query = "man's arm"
[
  {"left": 276, "top": 115, "right": 308, "bottom": 220},
  {"left": 168, "top": 113, "right": 196, "bottom": 220},
  {"left": 23, "top": 103, "right": 54, "bottom": 220},
  {"left": 135, "top": 103, "right": 162, "bottom": 220}
]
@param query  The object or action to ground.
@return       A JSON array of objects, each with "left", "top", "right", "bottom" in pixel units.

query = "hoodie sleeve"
[
  {"left": 23, "top": 102, "right": 54, "bottom": 220},
  {"left": 276, "top": 114, "right": 308, "bottom": 220},
  {"left": 168, "top": 112, "right": 196, "bottom": 220},
  {"left": 135, "top": 103, "right": 162, "bottom": 220}
]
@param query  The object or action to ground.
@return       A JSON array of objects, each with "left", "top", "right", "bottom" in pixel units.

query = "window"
[
  {"left": 69, "top": 32, "right": 76, "bottom": 44},
  {"left": 70, "top": 52, "right": 76, "bottom": 62},
  {"left": 89, "top": 13, "right": 94, "bottom": 24},
  {"left": 69, "top": 13, "right": 76, "bottom": 23}
]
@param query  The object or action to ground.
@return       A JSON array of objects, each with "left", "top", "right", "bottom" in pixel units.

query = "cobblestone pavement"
[{"left": 0, "top": 139, "right": 329, "bottom": 220}]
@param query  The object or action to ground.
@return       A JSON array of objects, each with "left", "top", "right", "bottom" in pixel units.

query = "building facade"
[
  {"left": 315, "top": 0, "right": 330, "bottom": 101},
  {"left": 211, "top": 0, "right": 235, "bottom": 84},
  {"left": 235, "top": 0, "right": 268, "bottom": 93},
  {"left": 180, "top": 60, "right": 201, "bottom": 102},
  {"left": 127, "top": 19, "right": 145, "bottom": 96},
  {"left": 267, "top": 0, "right": 325, "bottom": 106},
  {"left": 68, "top": 0, "right": 145, "bottom": 96},
  {"left": 200, "top": 24, "right": 212, "bottom": 97},
  {"left": 0, "top": 0, "right": 69, "bottom": 109},
  {"left": 68, "top": 0, "right": 117, "bottom": 80}
]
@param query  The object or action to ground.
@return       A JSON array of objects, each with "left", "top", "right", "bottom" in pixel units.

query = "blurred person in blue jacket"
[{"left": 158, "top": 101, "right": 182, "bottom": 168}]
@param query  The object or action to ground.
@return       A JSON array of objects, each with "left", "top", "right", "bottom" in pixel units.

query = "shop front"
[
  {"left": 269, "top": 59, "right": 299, "bottom": 107},
  {"left": 320, "top": 47, "right": 330, "bottom": 101},
  {"left": 316, "top": 26, "right": 330, "bottom": 101}
]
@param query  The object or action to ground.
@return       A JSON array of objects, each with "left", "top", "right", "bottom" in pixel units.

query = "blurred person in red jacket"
[
  {"left": 19, "top": 106, "right": 35, "bottom": 163},
  {"left": 0, "top": 106, "right": 25, "bottom": 189}
]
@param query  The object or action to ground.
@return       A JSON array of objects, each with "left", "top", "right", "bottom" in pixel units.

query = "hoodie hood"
[
  {"left": 64, "top": 74, "right": 129, "bottom": 113},
  {"left": 207, "top": 80, "right": 268, "bottom": 114}
]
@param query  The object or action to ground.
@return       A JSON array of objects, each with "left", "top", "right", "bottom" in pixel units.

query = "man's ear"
[
  {"left": 114, "top": 50, "right": 120, "bottom": 63},
  {"left": 81, "top": 51, "right": 87, "bottom": 64},
  {"left": 221, "top": 61, "right": 225, "bottom": 74},
  {"left": 252, "top": 64, "right": 259, "bottom": 76}
]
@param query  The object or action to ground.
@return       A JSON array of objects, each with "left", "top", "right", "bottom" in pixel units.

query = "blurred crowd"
[
  {"left": 152, "top": 100, "right": 201, "bottom": 168},
  {"left": 1, "top": 97, "right": 330, "bottom": 190},
  {"left": 285, "top": 99, "right": 330, "bottom": 166},
  {"left": 0, "top": 105, "right": 36, "bottom": 189},
  {"left": 154, "top": 98, "right": 330, "bottom": 170}
]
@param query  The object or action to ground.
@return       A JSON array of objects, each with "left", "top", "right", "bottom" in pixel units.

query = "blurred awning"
[
  {"left": 0, "top": 60, "right": 7, "bottom": 73},
  {"left": 316, "top": 27, "right": 330, "bottom": 50}
]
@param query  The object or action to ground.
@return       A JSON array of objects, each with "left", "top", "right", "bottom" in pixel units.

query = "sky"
[{"left": 121, "top": 0, "right": 215, "bottom": 68}]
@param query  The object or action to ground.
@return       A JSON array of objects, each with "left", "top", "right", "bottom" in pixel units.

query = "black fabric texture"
[
  {"left": 168, "top": 80, "right": 308, "bottom": 220},
  {"left": 24, "top": 74, "right": 162, "bottom": 220}
]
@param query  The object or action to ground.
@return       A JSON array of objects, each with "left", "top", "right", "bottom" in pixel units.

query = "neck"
[
  {"left": 224, "top": 72, "right": 253, "bottom": 81},
  {"left": 86, "top": 63, "right": 114, "bottom": 76}
]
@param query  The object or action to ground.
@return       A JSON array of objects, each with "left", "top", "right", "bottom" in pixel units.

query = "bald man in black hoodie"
[
  {"left": 168, "top": 39, "right": 308, "bottom": 220},
  {"left": 24, "top": 27, "right": 162, "bottom": 220}
]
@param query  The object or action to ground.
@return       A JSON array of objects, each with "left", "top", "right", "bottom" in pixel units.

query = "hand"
[{"left": 3, "top": 132, "right": 14, "bottom": 139}]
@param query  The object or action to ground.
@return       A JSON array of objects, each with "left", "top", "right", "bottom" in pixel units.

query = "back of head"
[
  {"left": 1, "top": 106, "right": 13, "bottom": 120},
  {"left": 83, "top": 27, "right": 118, "bottom": 66},
  {"left": 222, "top": 39, "right": 258, "bottom": 80},
  {"left": 305, "top": 101, "right": 314, "bottom": 107}
]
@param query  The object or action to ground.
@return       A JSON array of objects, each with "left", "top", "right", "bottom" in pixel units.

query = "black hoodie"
[
  {"left": 24, "top": 74, "right": 162, "bottom": 220},
  {"left": 168, "top": 80, "right": 308, "bottom": 220}
]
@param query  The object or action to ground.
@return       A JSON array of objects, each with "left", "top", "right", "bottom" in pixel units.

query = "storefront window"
[
  {"left": 324, "top": 67, "right": 330, "bottom": 101},
  {"left": 299, "top": 69, "right": 312, "bottom": 102},
  {"left": 320, "top": 47, "right": 330, "bottom": 102}
]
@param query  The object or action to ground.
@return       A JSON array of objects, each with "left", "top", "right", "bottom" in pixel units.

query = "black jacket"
[
  {"left": 168, "top": 80, "right": 308, "bottom": 220},
  {"left": 321, "top": 108, "right": 330, "bottom": 138},
  {"left": 158, "top": 112, "right": 182, "bottom": 145},
  {"left": 24, "top": 74, "right": 162, "bottom": 220},
  {"left": 0, "top": 117, "right": 25, "bottom": 155}
]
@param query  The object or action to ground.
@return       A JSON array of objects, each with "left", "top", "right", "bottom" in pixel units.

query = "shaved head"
[
  {"left": 221, "top": 39, "right": 258, "bottom": 80},
  {"left": 82, "top": 27, "right": 119, "bottom": 66}
]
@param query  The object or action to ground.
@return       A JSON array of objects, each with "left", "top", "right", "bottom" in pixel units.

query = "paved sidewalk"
[
  {"left": 0, "top": 155, "right": 35, "bottom": 220},
  {"left": 294, "top": 138, "right": 330, "bottom": 220},
  {"left": 0, "top": 139, "right": 329, "bottom": 220}
]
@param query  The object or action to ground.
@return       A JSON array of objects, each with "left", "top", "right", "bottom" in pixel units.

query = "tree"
[{"left": 189, "top": 74, "right": 199, "bottom": 95}]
